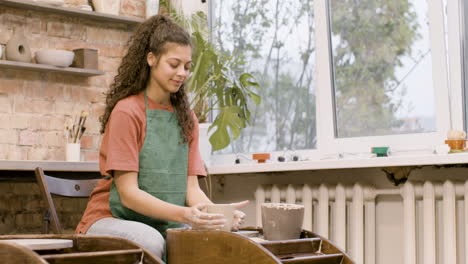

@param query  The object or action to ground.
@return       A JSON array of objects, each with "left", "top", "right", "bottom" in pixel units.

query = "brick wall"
[
  {"left": 0, "top": 181, "right": 89, "bottom": 234},
  {"left": 0, "top": 0, "right": 145, "bottom": 234},
  {"left": 0, "top": 1, "right": 145, "bottom": 161}
]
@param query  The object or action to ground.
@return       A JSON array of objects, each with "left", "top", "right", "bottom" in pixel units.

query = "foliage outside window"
[
  {"left": 212, "top": 0, "right": 452, "bottom": 157},
  {"left": 213, "top": 0, "right": 317, "bottom": 154},
  {"left": 330, "top": 0, "right": 436, "bottom": 138}
]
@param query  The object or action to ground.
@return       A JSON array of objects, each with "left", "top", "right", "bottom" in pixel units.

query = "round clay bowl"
[{"left": 35, "top": 49, "right": 74, "bottom": 67}]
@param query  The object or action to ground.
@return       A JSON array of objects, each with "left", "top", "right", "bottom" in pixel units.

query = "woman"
[{"left": 75, "top": 15, "right": 247, "bottom": 260}]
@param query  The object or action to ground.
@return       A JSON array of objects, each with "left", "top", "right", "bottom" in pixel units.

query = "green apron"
[{"left": 109, "top": 91, "right": 188, "bottom": 239}]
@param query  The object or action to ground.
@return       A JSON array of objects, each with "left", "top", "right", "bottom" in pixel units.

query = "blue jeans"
[{"left": 86, "top": 217, "right": 165, "bottom": 260}]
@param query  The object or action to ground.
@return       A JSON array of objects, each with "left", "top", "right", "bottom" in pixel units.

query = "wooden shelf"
[
  {"left": 0, "top": 0, "right": 144, "bottom": 26},
  {"left": 0, "top": 60, "right": 105, "bottom": 76}
]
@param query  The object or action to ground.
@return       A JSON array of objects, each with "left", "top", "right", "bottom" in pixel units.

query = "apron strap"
[{"left": 144, "top": 89, "right": 178, "bottom": 115}]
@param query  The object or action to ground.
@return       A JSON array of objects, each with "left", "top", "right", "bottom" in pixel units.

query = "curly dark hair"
[{"left": 100, "top": 15, "right": 194, "bottom": 143}]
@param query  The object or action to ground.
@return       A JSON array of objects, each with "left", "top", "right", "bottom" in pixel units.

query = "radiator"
[{"left": 255, "top": 181, "right": 468, "bottom": 264}]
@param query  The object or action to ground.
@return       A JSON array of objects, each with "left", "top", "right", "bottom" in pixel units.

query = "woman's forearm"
[
  {"left": 114, "top": 170, "right": 189, "bottom": 223},
  {"left": 186, "top": 176, "right": 212, "bottom": 206},
  {"left": 122, "top": 187, "right": 189, "bottom": 223}
]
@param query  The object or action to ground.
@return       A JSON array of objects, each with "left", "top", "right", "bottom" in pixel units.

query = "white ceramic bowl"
[{"left": 35, "top": 49, "right": 75, "bottom": 67}]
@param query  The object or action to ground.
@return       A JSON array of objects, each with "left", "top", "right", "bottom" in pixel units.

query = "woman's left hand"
[{"left": 230, "top": 200, "right": 249, "bottom": 231}]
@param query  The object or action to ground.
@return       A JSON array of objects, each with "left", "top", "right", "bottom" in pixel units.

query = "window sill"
[{"left": 207, "top": 152, "right": 468, "bottom": 175}]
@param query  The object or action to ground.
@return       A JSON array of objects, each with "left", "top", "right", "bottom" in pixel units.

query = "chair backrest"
[{"left": 34, "top": 167, "right": 99, "bottom": 234}]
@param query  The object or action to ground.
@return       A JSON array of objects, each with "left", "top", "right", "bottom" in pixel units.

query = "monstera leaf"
[
  {"left": 168, "top": 8, "right": 261, "bottom": 151},
  {"left": 209, "top": 106, "right": 246, "bottom": 151}
]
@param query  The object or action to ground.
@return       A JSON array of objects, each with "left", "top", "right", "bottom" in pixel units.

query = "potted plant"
[{"left": 166, "top": 6, "right": 261, "bottom": 152}]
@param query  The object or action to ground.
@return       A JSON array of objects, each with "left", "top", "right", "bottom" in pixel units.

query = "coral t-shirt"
[{"left": 75, "top": 92, "right": 207, "bottom": 234}]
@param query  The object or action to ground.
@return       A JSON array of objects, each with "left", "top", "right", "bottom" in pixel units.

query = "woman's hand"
[
  {"left": 183, "top": 203, "right": 226, "bottom": 230},
  {"left": 230, "top": 200, "right": 249, "bottom": 231}
]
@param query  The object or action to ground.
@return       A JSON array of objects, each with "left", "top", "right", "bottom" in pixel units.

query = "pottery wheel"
[{"left": 2, "top": 239, "right": 73, "bottom": 250}]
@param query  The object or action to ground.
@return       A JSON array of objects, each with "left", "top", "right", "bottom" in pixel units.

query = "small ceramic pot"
[
  {"left": 435, "top": 144, "right": 450, "bottom": 155},
  {"left": 206, "top": 204, "right": 235, "bottom": 232},
  {"left": 371, "top": 146, "right": 389, "bottom": 157},
  {"left": 261, "top": 203, "right": 304, "bottom": 240},
  {"left": 6, "top": 29, "right": 31, "bottom": 63},
  {"left": 445, "top": 139, "right": 467, "bottom": 150},
  {"left": 253, "top": 153, "right": 270, "bottom": 163}
]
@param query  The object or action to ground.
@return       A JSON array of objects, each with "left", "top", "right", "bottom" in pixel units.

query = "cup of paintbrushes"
[
  {"left": 65, "top": 111, "right": 88, "bottom": 162},
  {"left": 66, "top": 142, "right": 80, "bottom": 162}
]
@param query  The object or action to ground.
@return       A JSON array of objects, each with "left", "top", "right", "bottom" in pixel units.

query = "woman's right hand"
[{"left": 183, "top": 203, "right": 226, "bottom": 230}]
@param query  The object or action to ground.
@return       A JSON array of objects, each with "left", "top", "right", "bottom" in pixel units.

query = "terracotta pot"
[
  {"left": 261, "top": 203, "right": 304, "bottom": 240},
  {"left": 6, "top": 29, "right": 31, "bottom": 63},
  {"left": 253, "top": 153, "right": 270, "bottom": 163},
  {"left": 445, "top": 139, "right": 467, "bottom": 150}
]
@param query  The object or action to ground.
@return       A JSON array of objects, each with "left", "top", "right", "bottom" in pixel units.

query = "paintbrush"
[
  {"left": 64, "top": 118, "right": 74, "bottom": 143},
  {"left": 77, "top": 126, "right": 86, "bottom": 141},
  {"left": 73, "top": 111, "right": 88, "bottom": 143}
]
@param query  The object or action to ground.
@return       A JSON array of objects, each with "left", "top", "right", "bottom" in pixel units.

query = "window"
[
  {"left": 212, "top": 0, "right": 317, "bottom": 154},
  {"left": 330, "top": 0, "right": 435, "bottom": 138},
  {"left": 210, "top": 0, "right": 456, "bottom": 161},
  {"left": 316, "top": 0, "right": 450, "bottom": 154}
]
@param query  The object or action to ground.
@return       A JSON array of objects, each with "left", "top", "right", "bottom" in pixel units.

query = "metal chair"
[{"left": 34, "top": 167, "right": 99, "bottom": 234}]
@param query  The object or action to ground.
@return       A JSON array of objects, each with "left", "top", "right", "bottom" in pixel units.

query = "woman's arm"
[
  {"left": 114, "top": 170, "right": 188, "bottom": 223},
  {"left": 185, "top": 175, "right": 212, "bottom": 206},
  {"left": 185, "top": 175, "right": 249, "bottom": 230},
  {"left": 114, "top": 170, "right": 226, "bottom": 230}
]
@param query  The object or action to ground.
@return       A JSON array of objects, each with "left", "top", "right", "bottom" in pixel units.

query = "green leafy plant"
[{"left": 166, "top": 7, "right": 261, "bottom": 151}]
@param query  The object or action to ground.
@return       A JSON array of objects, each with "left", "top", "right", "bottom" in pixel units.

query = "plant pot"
[
  {"left": 145, "top": 0, "right": 159, "bottom": 18},
  {"left": 198, "top": 122, "right": 212, "bottom": 165},
  {"left": 261, "top": 203, "right": 304, "bottom": 241},
  {"left": 6, "top": 29, "right": 31, "bottom": 63},
  {"left": 445, "top": 139, "right": 467, "bottom": 150},
  {"left": 92, "top": 0, "right": 120, "bottom": 15}
]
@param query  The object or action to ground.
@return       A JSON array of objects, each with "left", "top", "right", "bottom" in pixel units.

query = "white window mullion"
[
  {"left": 428, "top": 0, "right": 452, "bottom": 133},
  {"left": 446, "top": 0, "right": 465, "bottom": 130},
  {"left": 314, "top": 0, "right": 337, "bottom": 156}
]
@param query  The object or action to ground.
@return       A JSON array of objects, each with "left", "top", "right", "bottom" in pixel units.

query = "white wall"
[{"left": 203, "top": 166, "right": 468, "bottom": 264}]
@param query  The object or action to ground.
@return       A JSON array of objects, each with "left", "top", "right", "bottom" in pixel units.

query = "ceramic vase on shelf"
[
  {"left": 92, "top": 0, "right": 120, "bottom": 15},
  {"left": 6, "top": 29, "right": 31, "bottom": 63},
  {"left": 145, "top": 0, "right": 159, "bottom": 18},
  {"left": 198, "top": 122, "right": 212, "bottom": 165}
]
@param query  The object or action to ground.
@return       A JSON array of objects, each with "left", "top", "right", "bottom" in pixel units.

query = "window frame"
[
  {"left": 458, "top": 0, "right": 468, "bottom": 132},
  {"left": 315, "top": 0, "right": 454, "bottom": 156},
  {"left": 208, "top": 0, "right": 464, "bottom": 164}
]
